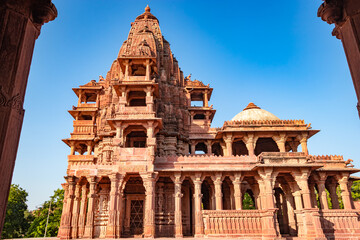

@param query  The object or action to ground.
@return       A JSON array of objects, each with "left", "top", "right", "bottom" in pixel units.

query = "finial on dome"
[
  {"left": 145, "top": 5, "right": 150, "bottom": 12},
  {"left": 243, "top": 102, "right": 261, "bottom": 111}
]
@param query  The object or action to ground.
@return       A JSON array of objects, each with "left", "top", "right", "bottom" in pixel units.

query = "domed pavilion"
[{"left": 58, "top": 6, "right": 360, "bottom": 240}]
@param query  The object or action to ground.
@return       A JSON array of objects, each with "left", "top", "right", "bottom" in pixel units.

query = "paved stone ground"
[{"left": 6, "top": 237, "right": 299, "bottom": 240}]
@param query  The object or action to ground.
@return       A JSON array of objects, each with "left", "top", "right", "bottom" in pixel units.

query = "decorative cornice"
[{"left": 223, "top": 119, "right": 307, "bottom": 127}]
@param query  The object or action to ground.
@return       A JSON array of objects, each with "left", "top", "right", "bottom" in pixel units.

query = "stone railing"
[
  {"left": 320, "top": 210, "right": 360, "bottom": 237},
  {"left": 77, "top": 103, "right": 97, "bottom": 108},
  {"left": 72, "top": 120, "right": 96, "bottom": 135},
  {"left": 202, "top": 210, "right": 263, "bottom": 237},
  {"left": 68, "top": 155, "right": 94, "bottom": 165},
  {"left": 258, "top": 152, "right": 311, "bottom": 165},
  {"left": 310, "top": 155, "right": 343, "bottom": 161},
  {"left": 223, "top": 119, "right": 306, "bottom": 127}
]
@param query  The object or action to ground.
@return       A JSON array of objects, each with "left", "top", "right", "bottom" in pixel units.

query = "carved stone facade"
[{"left": 58, "top": 6, "right": 360, "bottom": 239}]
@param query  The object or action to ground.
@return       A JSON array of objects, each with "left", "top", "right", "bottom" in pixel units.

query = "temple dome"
[{"left": 231, "top": 103, "right": 280, "bottom": 121}]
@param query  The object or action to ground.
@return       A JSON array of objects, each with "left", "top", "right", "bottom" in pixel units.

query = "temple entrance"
[
  {"left": 181, "top": 178, "right": 194, "bottom": 237},
  {"left": 122, "top": 175, "right": 146, "bottom": 237},
  {"left": 129, "top": 200, "right": 144, "bottom": 235}
]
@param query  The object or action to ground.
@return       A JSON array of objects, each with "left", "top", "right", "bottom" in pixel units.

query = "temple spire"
[{"left": 145, "top": 5, "right": 150, "bottom": 13}]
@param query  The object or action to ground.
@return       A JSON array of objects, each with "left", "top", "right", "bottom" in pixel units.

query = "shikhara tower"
[{"left": 58, "top": 6, "right": 360, "bottom": 239}]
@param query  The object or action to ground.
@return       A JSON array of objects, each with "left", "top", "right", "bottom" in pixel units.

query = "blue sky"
[{"left": 12, "top": 0, "right": 360, "bottom": 210}]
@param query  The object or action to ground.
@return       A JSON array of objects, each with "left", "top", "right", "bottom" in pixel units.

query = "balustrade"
[
  {"left": 320, "top": 210, "right": 360, "bottom": 237},
  {"left": 202, "top": 210, "right": 263, "bottom": 237}
]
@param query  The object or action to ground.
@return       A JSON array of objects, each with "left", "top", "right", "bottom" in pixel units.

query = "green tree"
[
  {"left": 2, "top": 184, "right": 31, "bottom": 239},
  {"left": 26, "top": 189, "right": 64, "bottom": 237},
  {"left": 242, "top": 192, "right": 256, "bottom": 210},
  {"left": 351, "top": 180, "right": 360, "bottom": 201}
]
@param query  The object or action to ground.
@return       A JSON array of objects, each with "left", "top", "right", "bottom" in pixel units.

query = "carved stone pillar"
[
  {"left": 145, "top": 59, "right": 150, "bottom": 81},
  {"left": 106, "top": 174, "right": 120, "bottom": 238},
  {"left": 284, "top": 193, "right": 297, "bottom": 236},
  {"left": 299, "top": 134, "right": 308, "bottom": 155},
  {"left": 258, "top": 168, "right": 276, "bottom": 209},
  {"left": 174, "top": 173, "right": 183, "bottom": 237},
  {"left": 206, "top": 140, "right": 212, "bottom": 155},
  {"left": 317, "top": 180, "right": 329, "bottom": 210},
  {"left": 58, "top": 177, "right": 75, "bottom": 239},
  {"left": 83, "top": 176, "right": 97, "bottom": 238},
  {"left": 273, "top": 133, "right": 286, "bottom": 152},
  {"left": 309, "top": 183, "right": 318, "bottom": 208},
  {"left": 293, "top": 191, "right": 303, "bottom": 210},
  {"left": 328, "top": 182, "right": 340, "bottom": 209},
  {"left": 223, "top": 136, "right": 232, "bottom": 156},
  {"left": 190, "top": 141, "right": 195, "bottom": 154},
  {"left": 0, "top": 1, "right": 57, "bottom": 234},
  {"left": 243, "top": 134, "right": 255, "bottom": 156},
  {"left": 203, "top": 90, "right": 208, "bottom": 107},
  {"left": 213, "top": 173, "right": 223, "bottom": 210},
  {"left": 338, "top": 175, "right": 352, "bottom": 209},
  {"left": 116, "top": 191, "right": 125, "bottom": 237},
  {"left": 192, "top": 174, "right": 204, "bottom": 237},
  {"left": 142, "top": 172, "right": 157, "bottom": 238},
  {"left": 71, "top": 183, "right": 81, "bottom": 239},
  {"left": 318, "top": 0, "right": 360, "bottom": 117},
  {"left": 78, "top": 184, "right": 88, "bottom": 238},
  {"left": 232, "top": 174, "right": 242, "bottom": 210},
  {"left": 294, "top": 170, "right": 312, "bottom": 209}
]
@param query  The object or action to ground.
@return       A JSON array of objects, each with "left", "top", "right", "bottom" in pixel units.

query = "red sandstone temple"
[{"left": 58, "top": 6, "right": 360, "bottom": 239}]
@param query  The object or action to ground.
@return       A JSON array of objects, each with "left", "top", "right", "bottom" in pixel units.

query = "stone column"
[
  {"left": 116, "top": 191, "right": 125, "bottom": 237},
  {"left": 223, "top": 135, "right": 232, "bottom": 156},
  {"left": 142, "top": 172, "right": 158, "bottom": 238},
  {"left": 106, "top": 174, "right": 119, "bottom": 238},
  {"left": 58, "top": 177, "right": 75, "bottom": 239},
  {"left": 243, "top": 134, "right": 255, "bottom": 156},
  {"left": 294, "top": 170, "right": 312, "bottom": 209},
  {"left": 174, "top": 173, "right": 183, "bottom": 238},
  {"left": 124, "top": 60, "right": 129, "bottom": 80},
  {"left": 284, "top": 193, "right": 297, "bottom": 236},
  {"left": 328, "top": 182, "right": 340, "bottom": 209},
  {"left": 0, "top": 1, "right": 57, "bottom": 234},
  {"left": 145, "top": 59, "right": 150, "bottom": 81},
  {"left": 299, "top": 134, "right": 308, "bottom": 155},
  {"left": 190, "top": 141, "right": 195, "bottom": 154},
  {"left": 292, "top": 191, "right": 303, "bottom": 210},
  {"left": 317, "top": 180, "right": 329, "bottom": 210},
  {"left": 258, "top": 168, "right": 276, "bottom": 209},
  {"left": 232, "top": 174, "right": 242, "bottom": 210},
  {"left": 71, "top": 183, "right": 81, "bottom": 239},
  {"left": 309, "top": 183, "right": 318, "bottom": 208},
  {"left": 338, "top": 175, "right": 352, "bottom": 209},
  {"left": 192, "top": 173, "right": 204, "bottom": 237},
  {"left": 78, "top": 184, "right": 88, "bottom": 238},
  {"left": 83, "top": 176, "right": 97, "bottom": 238},
  {"left": 206, "top": 140, "right": 212, "bottom": 155},
  {"left": 273, "top": 133, "right": 286, "bottom": 152},
  {"left": 318, "top": 0, "right": 360, "bottom": 117},
  {"left": 213, "top": 173, "right": 223, "bottom": 210},
  {"left": 203, "top": 90, "right": 208, "bottom": 107}
]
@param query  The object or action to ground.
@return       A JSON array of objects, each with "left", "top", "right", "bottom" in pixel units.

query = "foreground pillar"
[
  {"left": 174, "top": 173, "right": 183, "bottom": 238},
  {"left": 142, "top": 172, "right": 157, "bottom": 238},
  {"left": 318, "top": 0, "right": 360, "bottom": 117},
  {"left": 0, "top": 0, "right": 57, "bottom": 235}
]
